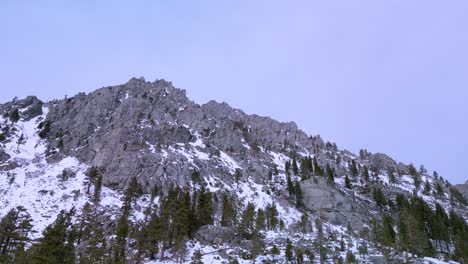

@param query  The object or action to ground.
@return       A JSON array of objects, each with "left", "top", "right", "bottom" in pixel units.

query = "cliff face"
[{"left": 40, "top": 77, "right": 325, "bottom": 191}]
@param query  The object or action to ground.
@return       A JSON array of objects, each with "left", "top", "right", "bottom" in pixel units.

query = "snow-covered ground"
[{"left": 0, "top": 108, "right": 122, "bottom": 237}]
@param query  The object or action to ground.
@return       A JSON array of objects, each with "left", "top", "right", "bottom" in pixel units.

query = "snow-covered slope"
[{"left": 0, "top": 107, "right": 122, "bottom": 237}]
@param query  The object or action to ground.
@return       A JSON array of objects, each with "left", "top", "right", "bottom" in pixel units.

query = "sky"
[{"left": 0, "top": 1, "right": 467, "bottom": 183}]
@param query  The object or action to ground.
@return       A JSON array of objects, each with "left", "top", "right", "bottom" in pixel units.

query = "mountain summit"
[{"left": 0, "top": 78, "right": 466, "bottom": 263}]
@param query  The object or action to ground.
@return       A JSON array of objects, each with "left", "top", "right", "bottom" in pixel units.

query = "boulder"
[{"left": 194, "top": 225, "right": 236, "bottom": 245}]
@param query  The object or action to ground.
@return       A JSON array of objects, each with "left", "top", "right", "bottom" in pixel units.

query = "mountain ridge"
[{"left": 0, "top": 77, "right": 466, "bottom": 263}]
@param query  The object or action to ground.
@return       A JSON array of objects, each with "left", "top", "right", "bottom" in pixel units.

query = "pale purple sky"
[{"left": 1, "top": 1, "right": 467, "bottom": 183}]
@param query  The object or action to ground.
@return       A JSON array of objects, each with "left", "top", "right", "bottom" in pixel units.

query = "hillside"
[{"left": 0, "top": 77, "right": 466, "bottom": 263}]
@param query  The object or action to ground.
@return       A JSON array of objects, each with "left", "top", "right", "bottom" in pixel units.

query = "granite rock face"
[
  {"left": 300, "top": 177, "right": 373, "bottom": 230},
  {"left": 40, "top": 78, "right": 325, "bottom": 191}
]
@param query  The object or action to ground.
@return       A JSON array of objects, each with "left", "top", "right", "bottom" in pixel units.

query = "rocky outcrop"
[
  {"left": 455, "top": 182, "right": 468, "bottom": 200},
  {"left": 39, "top": 77, "right": 325, "bottom": 191},
  {"left": 300, "top": 177, "right": 373, "bottom": 230},
  {"left": 194, "top": 225, "right": 236, "bottom": 245},
  {"left": 0, "top": 96, "right": 43, "bottom": 121}
]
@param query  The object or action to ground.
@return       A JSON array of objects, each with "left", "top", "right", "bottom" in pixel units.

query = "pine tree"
[
  {"left": 238, "top": 203, "right": 256, "bottom": 239},
  {"left": 314, "top": 219, "right": 327, "bottom": 264},
  {"left": 0, "top": 206, "right": 33, "bottom": 263},
  {"left": 362, "top": 165, "right": 370, "bottom": 181},
  {"left": 313, "top": 157, "right": 324, "bottom": 176},
  {"left": 344, "top": 175, "right": 352, "bottom": 189},
  {"left": 190, "top": 250, "right": 203, "bottom": 264},
  {"left": 287, "top": 174, "right": 294, "bottom": 197},
  {"left": 265, "top": 203, "right": 279, "bottom": 231},
  {"left": 285, "top": 238, "right": 293, "bottom": 261},
  {"left": 285, "top": 161, "right": 291, "bottom": 176},
  {"left": 221, "top": 193, "right": 236, "bottom": 227},
  {"left": 345, "top": 251, "right": 357, "bottom": 263},
  {"left": 9, "top": 109, "right": 20, "bottom": 124},
  {"left": 294, "top": 181, "right": 303, "bottom": 206},
  {"left": 296, "top": 248, "right": 304, "bottom": 264},
  {"left": 29, "top": 209, "right": 76, "bottom": 264},
  {"left": 350, "top": 160, "right": 358, "bottom": 177},
  {"left": 326, "top": 163, "right": 334, "bottom": 183},
  {"left": 382, "top": 214, "right": 395, "bottom": 247},
  {"left": 373, "top": 188, "right": 386, "bottom": 209},
  {"left": 292, "top": 157, "right": 299, "bottom": 175},
  {"left": 270, "top": 245, "right": 280, "bottom": 262}
]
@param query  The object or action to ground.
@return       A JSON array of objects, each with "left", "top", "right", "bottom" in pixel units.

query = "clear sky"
[{"left": 1, "top": 1, "right": 467, "bottom": 183}]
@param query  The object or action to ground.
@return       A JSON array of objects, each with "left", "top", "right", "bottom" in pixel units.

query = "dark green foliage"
[
  {"left": 264, "top": 203, "right": 279, "bottom": 230},
  {"left": 313, "top": 157, "right": 324, "bottom": 176},
  {"left": 9, "top": 109, "right": 20, "bottom": 124},
  {"left": 346, "top": 251, "right": 357, "bottom": 263},
  {"left": 296, "top": 247, "right": 304, "bottom": 264},
  {"left": 344, "top": 175, "right": 352, "bottom": 189},
  {"left": 305, "top": 249, "right": 314, "bottom": 262},
  {"left": 197, "top": 187, "right": 214, "bottom": 227},
  {"left": 287, "top": 174, "right": 294, "bottom": 197},
  {"left": 285, "top": 238, "right": 293, "bottom": 261},
  {"left": 373, "top": 188, "right": 386, "bottom": 209},
  {"left": 285, "top": 161, "right": 291, "bottom": 176},
  {"left": 300, "top": 156, "right": 313, "bottom": 180},
  {"left": 294, "top": 181, "right": 303, "bottom": 206},
  {"left": 234, "top": 168, "right": 242, "bottom": 183},
  {"left": 191, "top": 250, "right": 203, "bottom": 264},
  {"left": 221, "top": 193, "right": 237, "bottom": 227},
  {"left": 38, "top": 121, "right": 51, "bottom": 139},
  {"left": 292, "top": 157, "right": 298, "bottom": 175},
  {"left": 238, "top": 203, "right": 256, "bottom": 239},
  {"left": 423, "top": 179, "right": 431, "bottom": 195},
  {"left": 191, "top": 170, "right": 201, "bottom": 183},
  {"left": 382, "top": 214, "right": 395, "bottom": 247},
  {"left": 270, "top": 245, "right": 280, "bottom": 262},
  {"left": 29, "top": 209, "right": 76, "bottom": 264},
  {"left": 435, "top": 183, "right": 445, "bottom": 197},
  {"left": 388, "top": 168, "right": 396, "bottom": 184},
  {"left": 362, "top": 165, "right": 370, "bottom": 181},
  {"left": 326, "top": 163, "right": 334, "bottom": 183},
  {"left": 0, "top": 206, "right": 33, "bottom": 263},
  {"left": 449, "top": 187, "right": 467, "bottom": 205},
  {"left": 350, "top": 160, "right": 358, "bottom": 177}
]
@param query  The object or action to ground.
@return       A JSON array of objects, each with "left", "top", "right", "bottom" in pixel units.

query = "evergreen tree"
[
  {"left": 270, "top": 245, "right": 280, "bottom": 262},
  {"left": 287, "top": 174, "right": 294, "bottom": 197},
  {"left": 373, "top": 188, "right": 386, "bottom": 209},
  {"left": 9, "top": 109, "right": 20, "bottom": 124},
  {"left": 382, "top": 214, "right": 395, "bottom": 247},
  {"left": 345, "top": 251, "right": 357, "bottom": 263},
  {"left": 0, "top": 206, "right": 33, "bottom": 263},
  {"left": 350, "top": 160, "right": 358, "bottom": 177},
  {"left": 313, "top": 157, "right": 324, "bottom": 176},
  {"left": 362, "top": 165, "right": 370, "bottom": 181},
  {"left": 190, "top": 250, "right": 203, "bottom": 264},
  {"left": 314, "top": 219, "right": 327, "bottom": 264},
  {"left": 296, "top": 248, "right": 304, "bottom": 264},
  {"left": 238, "top": 203, "right": 256, "bottom": 239},
  {"left": 265, "top": 203, "right": 279, "bottom": 231},
  {"left": 29, "top": 209, "right": 76, "bottom": 264},
  {"left": 294, "top": 181, "right": 303, "bottom": 206},
  {"left": 285, "top": 238, "right": 293, "bottom": 262},
  {"left": 344, "top": 175, "right": 352, "bottom": 189},
  {"left": 388, "top": 168, "right": 397, "bottom": 184},
  {"left": 292, "top": 157, "right": 299, "bottom": 175},
  {"left": 326, "top": 163, "right": 334, "bottom": 183},
  {"left": 221, "top": 193, "right": 236, "bottom": 227}
]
